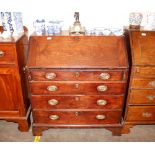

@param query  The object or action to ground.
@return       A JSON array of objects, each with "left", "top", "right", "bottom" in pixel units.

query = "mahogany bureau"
[
  {"left": 27, "top": 34, "right": 129, "bottom": 136},
  {"left": 0, "top": 27, "right": 30, "bottom": 131},
  {"left": 123, "top": 28, "right": 155, "bottom": 133}
]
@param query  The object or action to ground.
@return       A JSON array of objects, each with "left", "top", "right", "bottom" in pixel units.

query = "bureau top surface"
[{"left": 27, "top": 35, "right": 128, "bottom": 69}]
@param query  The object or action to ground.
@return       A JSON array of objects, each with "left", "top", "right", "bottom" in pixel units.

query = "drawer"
[
  {"left": 30, "top": 69, "right": 125, "bottom": 81},
  {"left": 126, "top": 106, "right": 155, "bottom": 122},
  {"left": 129, "top": 90, "right": 155, "bottom": 105},
  {"left": 131, "top": 78, "right": 155, "bottom": 89},
  {"left": 30, "top": 81, "right": 126, "bottom": 95},
  {"left": 31, "top": 95, "right": 124, "bottom": 110},
  {"left": 33, "top": 110, "right": 122, "bottom": 124},
  {"left": 0, "top": 45, "right": 16, "bottom": 64},
  {"left": 132, "top": 66, "right": 155, "bottom": 78}
]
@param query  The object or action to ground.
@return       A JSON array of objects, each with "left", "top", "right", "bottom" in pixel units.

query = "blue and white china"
[
  {"left": 46, "top": 20, "right": 63, "bottom": 35},
  {"left": 129, "top": 12, "right": 143, "bottom": 26},
  {"left": 34, "top": 19, "right": 45, "bottom": 35},
  {"left": 46, "top": 21, "right": 55, "bottom": 35},
  {"left": 0, "top": 12, "right": 13, "bottom": 35}
]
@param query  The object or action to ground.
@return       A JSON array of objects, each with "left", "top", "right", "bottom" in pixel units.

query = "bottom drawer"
[
  {"left": 126, "top": 106, "right": 155, "bottom": 122},
  {"left": 33, "top": 110, "right": 121, "bottom": 125}
]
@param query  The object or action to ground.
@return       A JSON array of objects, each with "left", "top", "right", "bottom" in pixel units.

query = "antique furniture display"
[
  {"left": 0, "top": 26, "right": 31, "bottom": 131},
  {"left": 123, "top": 28, "right": 155, "bottom": 133},
  {"left": 27, "top": 34, "right": 129, "bottom": 136}
]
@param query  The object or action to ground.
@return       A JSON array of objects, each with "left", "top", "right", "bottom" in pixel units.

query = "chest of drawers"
[
  {"left": 123, "top": 29, "right": 155, "bottom": 133},
  {"left": 27, "top": 35, "right": 129, "bottom": 136},
  {"left": 0, "top": 27, "right": 30, "bottom": 131}
]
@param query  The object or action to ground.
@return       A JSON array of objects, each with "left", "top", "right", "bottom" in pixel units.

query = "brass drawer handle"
[
  {"left": 97, "top": 85, "right": 108, "bottom": 92},
  {"left": 149, "top": 81, "right": 155, "bottom": 87},
  {"left": 45, "top": 73, "right": 56, "bottom": 80},
  {"left": 142, "top": 112, "right": 152, "bottom": 118},
  {"left": 97, "top": 99, "right": 107, "bottom": 106},
  {"left": 49, "top": 115, "right": 59, "bottom": 120},
  {"left": 48, "top": 99, "right": 59, "bottom": 105},
  {"left": 47, "top": 85, "right": 58, "bottom": 91},
  {"left": 0, "top": 50, "right": 5, "bottom": 57},
  {"left": 146, "top": 95, "right": 155, "bottom": 101},
  {"left": 96, "top": 114, "right": 106, "bottom": 120},
  {"left": 99, "top": 73, "right": 110, "bottom": 80}
]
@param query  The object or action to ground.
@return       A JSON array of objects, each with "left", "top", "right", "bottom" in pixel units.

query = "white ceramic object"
[
  {"left": 129, "top": 12, "right": 143, "bottom": 26},
  {"left": 144, "top": 12, "right": 155, "bottom": 30}
]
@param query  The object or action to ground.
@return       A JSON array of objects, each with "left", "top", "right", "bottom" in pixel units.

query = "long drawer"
[
  {"left": 131, "top": 78, "right": 155, "bottom": 89},
  {"left": 33, "top": 110, "right": 122, "bottom": 124},
  {"left": 126, "top": 106, "right": 155, "bottom": 122},
  {"left": 30, "top": 70, "right": 125, "bottom": 81},
  {"left": 30, "top": 81, "right": 126, "bottom": 95},
  {"left": 129, "top": 89, "right": 155, "bottom": 105},
  {"left": 31, "top": 95, "right": 124, "bottom": 110}
]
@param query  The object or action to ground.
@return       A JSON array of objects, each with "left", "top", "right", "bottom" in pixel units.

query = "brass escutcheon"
[
  {"left": 75, "top": 111, "right": 80, "bottom": 116},
  {"left": 0, "top": 50, "right": 5, "bottom": 57},
  {"left": 75, "top": 83, "right": 80, "bottom": 89},
  {"left": 75, "top": 72, "right": 80, "bottom": 78},
  {"left": 75, "top": 96, "right": 80, "bottom": 101}
]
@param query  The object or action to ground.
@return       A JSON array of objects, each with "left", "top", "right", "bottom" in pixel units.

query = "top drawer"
[
  {"left": 132, "top": 66, "right": 155, "bottom": 78},
  {"left": 30, "top": 69, "right": 125, "bottom": 81},
  {"left": 0, "top": 45, "right": 16, "bottom": 65},
  {"left": 130, "top": 31, "right": 155, "bottom": 65}
]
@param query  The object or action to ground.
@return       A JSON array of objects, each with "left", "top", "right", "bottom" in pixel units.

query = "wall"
[{"left": 0, "top": 0, "right": 155, "bottom": 34}]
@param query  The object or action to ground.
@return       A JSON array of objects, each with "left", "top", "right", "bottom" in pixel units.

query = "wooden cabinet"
[
  {"left": 27, "top": 34, "right": 129, "bottom": 136},
  {"left": 0, "top": 28, "right": 30, "bottom": 131},
  {"left": 123, "top": 29, "right": 155, "bottom": 133}
]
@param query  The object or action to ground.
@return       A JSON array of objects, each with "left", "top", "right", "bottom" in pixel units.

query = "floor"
[{"left": 0, "top": 120, "right": 155, "bottom": 142}]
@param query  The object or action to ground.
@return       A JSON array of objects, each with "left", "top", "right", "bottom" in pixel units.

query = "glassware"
[{"left": 33, "top": 19, "right": 45, "bottom": 35}]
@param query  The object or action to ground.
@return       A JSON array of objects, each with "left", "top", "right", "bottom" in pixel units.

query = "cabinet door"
[
  {"left": 0, "top": 68, "right": 20, "bottom": 116},
  {"left": 131, "top": 31, "right": 155, "bottom": 65}
]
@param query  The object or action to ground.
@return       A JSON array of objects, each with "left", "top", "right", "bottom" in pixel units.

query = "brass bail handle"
[
  {"left": 47, "top": 85, "right": 58, "bottom": 92},
  {"left": 97, "top": 99, "right": 107, "bottom": 106},
  {"left": 97, "top": 85, "right": 108, "bottom": 92},
  {"left": 45, "top": 73, "right": 56, "bottom": 80},
  {"left": 49, "top": 115, "right": 59, "bottom": 120},
  {"left": 96, "top": 114, "right": 106, "bottom": 120},
  {"left": 48, "top": 99, "right": 59, "bottom": 105},
  {"left": 99, "top": 73, "right": 110, "bottom": 80}
]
